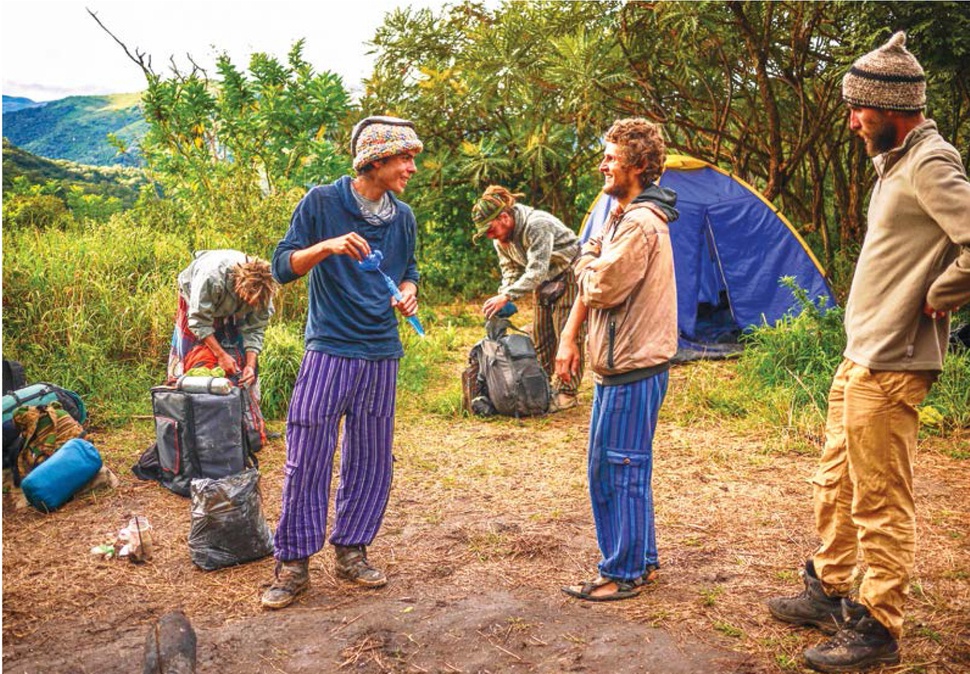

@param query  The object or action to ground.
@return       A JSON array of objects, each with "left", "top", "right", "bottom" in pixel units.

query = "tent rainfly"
[{"left": 580, "top": 155, "right": 836, "bottom": 361}]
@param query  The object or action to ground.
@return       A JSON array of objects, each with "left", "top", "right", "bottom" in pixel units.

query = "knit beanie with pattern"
[
  {"left": 471, "top": 185, "right": 523, "bottom": 240},
  {"left": 842, "top": 32, "right": 925, "bottom": 112},
  {"left": 350, "top": 116, "right": 424, "bottom": 172}
]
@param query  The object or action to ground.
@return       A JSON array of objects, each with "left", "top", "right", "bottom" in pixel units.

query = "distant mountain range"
[
  {"left": 2, "top": 93, "right": 147, "bottom": 166},
  {"left": 3, "top": 96, "right": 47, "bottom": 114}
]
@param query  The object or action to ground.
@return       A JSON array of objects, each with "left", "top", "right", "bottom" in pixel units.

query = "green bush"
[
  {"left": 3, "top": 193, "right": 73, "bottom": 230},
  {"left": 736, "top": 277, "right": 845, "bottom": 416},
  {"left": 925, "top": 344, "right": 970, "bottom": 432},
  {"left": 734, "top": 277, "right": 970, "bottom": 437}
]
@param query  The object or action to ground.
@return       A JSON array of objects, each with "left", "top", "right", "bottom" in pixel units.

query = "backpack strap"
[
  {"left": 8, "top": 384, "right": 54, "bottom": 409},
  {"left": 239, "top": 386, "right": 263, "bottom": 468}
]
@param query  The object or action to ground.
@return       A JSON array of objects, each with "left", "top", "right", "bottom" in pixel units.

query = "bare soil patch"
[{"left": 4, "top": 320, "right": 969, "bottom": 673}]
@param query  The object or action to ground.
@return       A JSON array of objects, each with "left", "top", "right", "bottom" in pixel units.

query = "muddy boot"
[
  {"left": 767, "top": 560, "right": 845, "bottom": 634},
  {"left": 548, "top": 392, "right": 578, "bottom": 413},
  {"left": 260, "top": 558, "right": 310, "bottom": 609},
  {"left": 334, "top": 544, "right": 387, "bottom": 587},
  {"left": 803, "top": 599, "right": 900, "bottom": 672}
]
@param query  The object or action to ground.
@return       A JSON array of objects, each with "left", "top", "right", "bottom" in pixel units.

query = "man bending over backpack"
[
  {"left": 168, "top": 250, "right": 277, "bottom": 388},
  {"left": 471, "top": 186, "right": 585, "bottom": 411}
]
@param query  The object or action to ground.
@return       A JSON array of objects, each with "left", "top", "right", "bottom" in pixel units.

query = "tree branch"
[{"left": 86, "top": 8, "right": 155, "bottom": 79}]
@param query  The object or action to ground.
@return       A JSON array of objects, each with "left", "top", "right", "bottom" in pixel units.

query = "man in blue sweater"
[{"left": 261, "top": 116, "right": 423, "bottom": 609}]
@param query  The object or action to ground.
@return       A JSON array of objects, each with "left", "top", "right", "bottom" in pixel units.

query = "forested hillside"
[
  {"left": 2, "top": 92, "right": 146, "bottom": 166},
  {"left": 2, "top": 138, "right": 146, "bottom": 208},
  {"left": 2, "top": 95, "right": 46, "bottom": 114}
]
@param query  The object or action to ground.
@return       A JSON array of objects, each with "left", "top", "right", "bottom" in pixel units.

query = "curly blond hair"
[
  {"left": 232, "top": 258, "right": 278, "bottom": 309},
  {"left": 604, "top": 118, "right": 667, "bottom": 187}
]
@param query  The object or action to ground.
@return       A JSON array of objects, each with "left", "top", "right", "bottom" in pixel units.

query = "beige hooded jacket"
[{"left": 575, "top": 202, "right": 678, "bottom": 382}]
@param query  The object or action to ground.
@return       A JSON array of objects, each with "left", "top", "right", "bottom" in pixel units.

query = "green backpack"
[{"left": 12, "top": 402, "right": 85, "bottom": 485}]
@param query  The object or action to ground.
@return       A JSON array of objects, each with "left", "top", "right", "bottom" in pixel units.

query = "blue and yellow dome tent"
[{"left": 580, "top": 155, "right": 836, "bottom": 360}]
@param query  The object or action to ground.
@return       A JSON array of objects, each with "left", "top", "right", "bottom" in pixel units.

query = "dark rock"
[{"left": 144, "top": 611, "right": 196, "bottom": 674}]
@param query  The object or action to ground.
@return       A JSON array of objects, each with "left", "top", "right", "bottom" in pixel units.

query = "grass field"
[{"left": 3, "top": 301, "right": 968, "bottom": 673}]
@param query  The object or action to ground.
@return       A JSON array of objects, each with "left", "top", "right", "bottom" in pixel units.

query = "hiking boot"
[
  {"left": 334, "top": 545, "right": 387, "bottom": 587},
  {"left": 803, "top": 599, "right": 900, "bottom": 672},
  {"left": 767, "top": 560, "right": 845, "bottom": 634},
  {"left": 260, "top": 558, "right": 309, "bottom": 609},
  {"left": 549, "top": 392, "right": 578, "bottom": 413}
]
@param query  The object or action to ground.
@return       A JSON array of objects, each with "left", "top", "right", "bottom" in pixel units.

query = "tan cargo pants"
[{"left": 812, "top": 358, "right": 933, "bottom": 638}]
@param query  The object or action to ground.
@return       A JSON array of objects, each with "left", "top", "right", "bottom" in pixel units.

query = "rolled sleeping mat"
[
  {"left": 21, "top": 437, "right": 103, "bottom": 512},
  {"left": 175, "top": 376, "right": 233, "bottom": 395}
]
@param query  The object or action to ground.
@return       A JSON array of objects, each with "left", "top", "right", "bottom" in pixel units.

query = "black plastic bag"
[{"left": 188, "top": 468, "right": 274, "bottom": 570}]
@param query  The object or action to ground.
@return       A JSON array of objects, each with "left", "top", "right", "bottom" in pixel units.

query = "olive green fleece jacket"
[
  {"left": 844, "top": 120, "right": 970, "bottom": 372},
  {"left": 494, "top": 204, "right": 580, "bottom": 300}
]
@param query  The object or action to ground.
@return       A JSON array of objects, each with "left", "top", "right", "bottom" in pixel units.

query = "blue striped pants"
[
  {"left": 588, "top": 371, "right": 669, "bottom": 581},
  {"left": 273, "top": 351, "right": 398, "bottom": 562}
]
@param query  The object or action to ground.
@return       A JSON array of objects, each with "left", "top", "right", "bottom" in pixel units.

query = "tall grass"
[
  {"left": 257, "top": 323, "right": 305, "bottom": 420},
  {"left": 730, "top": 278, "right": 970, "bottom": 445},
  {"left": 1, "top": 192, "right": 301, "bottom": 424},
  {"left": 3, "top": 215, "right": 184, "bottom": 421}
]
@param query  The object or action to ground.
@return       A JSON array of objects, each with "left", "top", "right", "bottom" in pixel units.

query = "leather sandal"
[{"left": 562, "top": 565, "right": 658, "bottom": 602}]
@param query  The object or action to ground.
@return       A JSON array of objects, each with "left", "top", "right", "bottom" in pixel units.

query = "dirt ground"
[{"left": 3, "top": 336, "right": 969, "bottom": 673}]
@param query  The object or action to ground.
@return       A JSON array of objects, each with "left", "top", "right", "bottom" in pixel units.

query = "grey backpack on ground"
[
  {"left": 133, "top": 384, "right": 257, "bottom": 497},
  {"left": 472, "top": 318, "right": 551, "bottom": 418}
]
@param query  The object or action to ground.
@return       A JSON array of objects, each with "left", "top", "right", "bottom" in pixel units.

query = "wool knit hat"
[
  {"left": 471, "top": 186, "right": 521, "bottom": 240},
  {"left": 350, "top": 116, "right": 424, "bottom": 172},
  {"left": 842, "top": 32, "right": 925, "bottom": 111}
]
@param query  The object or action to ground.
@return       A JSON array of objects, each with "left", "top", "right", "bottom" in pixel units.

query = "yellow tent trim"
[
  {"left": 578, "top": 154, "right": 828, "bottom": 278},
  {"left": 664, "top": 154, "right": 710, "bottom": 171}
]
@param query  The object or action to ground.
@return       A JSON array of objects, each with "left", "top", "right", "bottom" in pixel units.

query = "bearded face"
[{"left": 849, "top": 106, "right": 902, "bottom": 157}]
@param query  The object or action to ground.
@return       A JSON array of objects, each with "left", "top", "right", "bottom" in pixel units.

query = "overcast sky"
[{"left": 2, "top": 0, "right": 445, "bottom": 102}]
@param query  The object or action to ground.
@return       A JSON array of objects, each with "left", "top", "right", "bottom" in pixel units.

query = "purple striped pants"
[{"left": 273, "top": 351, "right": 398, "bottom": 561}]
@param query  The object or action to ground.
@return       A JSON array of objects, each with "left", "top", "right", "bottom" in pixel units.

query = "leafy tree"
[
  {"left": 365, "top": 2, "right": 619, "bottom": 296},
  {"left": 136, "top": 42, "right": 351, "bottom": 217},
  {"left": 364, "top": 1, "right": 968, "bottom": 298},
  {"left": 89, "top": 10, "right": 354, "bottom": 234}
]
